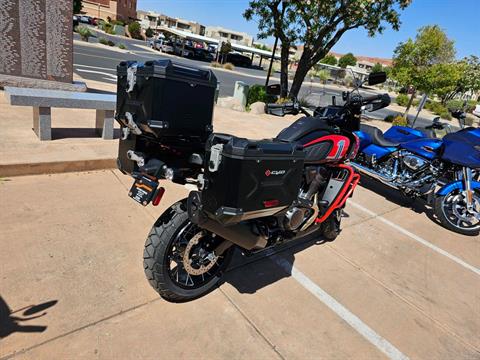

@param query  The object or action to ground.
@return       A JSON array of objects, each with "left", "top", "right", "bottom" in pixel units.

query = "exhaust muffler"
[{"left": 187, "top": 192, "right": 268, "bottom": 251}]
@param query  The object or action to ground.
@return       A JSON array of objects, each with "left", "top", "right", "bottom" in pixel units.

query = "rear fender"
[{"left": 436, "top": 180, "right": 480, "bottom": 196}]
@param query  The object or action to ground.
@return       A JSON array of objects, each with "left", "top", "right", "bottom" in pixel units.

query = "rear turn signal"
[
  {"left": 263, "top": 199, "right": 280, "bottom": 208},
  {"left": 152, "top": 187, "right": 165, "bottom": 206}
]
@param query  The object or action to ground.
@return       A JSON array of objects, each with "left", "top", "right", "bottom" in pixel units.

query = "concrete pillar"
[
  {"left": 33, "top": 107, "right": 52, "bottom": 141},
  {"left": 95, "top": 110, "right": 115, "bottom": 139}
]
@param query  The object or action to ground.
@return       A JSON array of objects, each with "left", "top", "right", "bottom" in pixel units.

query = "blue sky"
[{"left": 137, "top": 0, "right": 479, "bottom": 59}]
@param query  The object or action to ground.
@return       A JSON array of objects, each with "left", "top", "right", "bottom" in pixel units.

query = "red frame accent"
[{"left": 315, "top": 164, "right": 360, "bottom": 224}]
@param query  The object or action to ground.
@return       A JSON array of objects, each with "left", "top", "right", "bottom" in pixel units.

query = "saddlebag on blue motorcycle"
[{"left": 199, "top": 134, "right": 305, "bottom": 225}]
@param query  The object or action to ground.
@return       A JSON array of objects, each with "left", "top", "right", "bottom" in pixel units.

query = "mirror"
[
  {"left": 368, "top": 72, "right": 387, "bottom": 86},
  {"left": 266, "top": 84, "right": 281, "bottom": 96}
]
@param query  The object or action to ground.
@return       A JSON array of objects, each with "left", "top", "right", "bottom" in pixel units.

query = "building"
[
  {"left": 292, "top": 47, "right": 392, "bottom": 74},
  {"left": 329, "top": 52, "right": 392, "bottom": 74},
  {"left": 137, "top": 10, "right": 205, "bottom": 35},
  {"left": 81, "top": 0, "right": 137, "bottom": 22},
  {"left": 205, "top": 26, "right": 253, "bottom": 47}
]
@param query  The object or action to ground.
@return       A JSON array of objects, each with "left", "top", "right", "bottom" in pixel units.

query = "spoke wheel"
[
  {"left": 144, "top": 200, "right": 234, "bottom": 302},
  {"left": 167, "top": 223, "right": 227, "bottom": 290},
  {"left": 434, "top": 189, "right": 480, "bottom": 236}
]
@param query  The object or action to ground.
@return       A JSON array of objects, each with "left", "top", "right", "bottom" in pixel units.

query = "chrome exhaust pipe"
[{"left": 350, "top": 161, "right": 398, "bottom": 188}]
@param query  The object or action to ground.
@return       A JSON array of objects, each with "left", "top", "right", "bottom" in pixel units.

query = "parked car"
[
  {"left": 174, "top": 44, "right": 194, "bottom": 58},
  {"left": 193, "top": 48, "right": 214, "bottom": 62},
  {"left": 73, "top": 15, "right": 79, "bottom": 28},
  {"left": 161, "top": 41, "right": 175, "bottom": 54},
  {"left": 225, "top": 52, "right": 252, "bottom": 67},
  {"left": 473, "top": 104, "right": 480, "bottom": 118},
  {"left": 79, "top": 15, "right": 92, "bottom": 24},
  {"left": 150, "top": 39, "right": 163, "bottom": 51}
]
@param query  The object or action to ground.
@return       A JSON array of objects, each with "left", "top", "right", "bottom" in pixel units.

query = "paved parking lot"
[{"left": 0, "top": 170, "right": 479, "bottom": 359}]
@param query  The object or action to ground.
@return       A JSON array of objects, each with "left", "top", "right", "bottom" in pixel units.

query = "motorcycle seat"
[
  {"left": 276, "top": 116, "right": 334, "bottom": 142},
  {"left": 360, "top": 124, "right": 400, "bottom": 147}
]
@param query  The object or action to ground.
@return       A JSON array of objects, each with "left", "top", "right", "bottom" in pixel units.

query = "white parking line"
[
  {"left": 75, "top": 68, "right": 117, "bottom": 80},
  {"left": 349, "top": 201, "right": 480, "bottom": 276},
  {"left": 74, "top": 64, "right": 116, "bottom": 72},
  {"left": 272, "top": 255, "right": 409, "bottom": 360}
]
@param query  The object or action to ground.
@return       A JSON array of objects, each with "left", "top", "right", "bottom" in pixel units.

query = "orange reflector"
[
  {"left": 152, "top": 187, "right": 165, "bottom": 206},
  {"left": 263, "top": 199, "right": 280, "bottom": 208}
]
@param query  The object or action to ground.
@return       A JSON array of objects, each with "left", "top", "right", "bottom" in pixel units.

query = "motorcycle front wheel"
[
  {"left": 143, "top": 200, "right": 234, "bottom": 302},
  {"left": 434, "top": 189, "right": 480, "bottom": 236}
]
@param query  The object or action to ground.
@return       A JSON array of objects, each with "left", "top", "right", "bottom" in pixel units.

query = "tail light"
[
  {"left": 349, "top": 133, "right": 360, "bottom": 160},
  {"left": 152, "top": 187, "right": 165, "bottom": 206}
]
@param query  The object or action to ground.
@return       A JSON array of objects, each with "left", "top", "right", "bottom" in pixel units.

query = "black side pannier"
[
  {"left": 116, "top": 59, "right": 217, "bottom": 140},
  {"left": 201, "top": 134, "right": 305, "bottom": 224},
  {"left": 116, "top": 60, "right": 217, "bottom": 176}
]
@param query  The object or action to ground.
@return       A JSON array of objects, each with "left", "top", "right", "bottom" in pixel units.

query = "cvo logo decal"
[{"left": 265, "top": 169, "right": 286, "bottom": 176}]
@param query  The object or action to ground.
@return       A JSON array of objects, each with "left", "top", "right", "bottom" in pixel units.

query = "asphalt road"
[{"left": 73, "top": 36, "right": 436, "bottom": 128}]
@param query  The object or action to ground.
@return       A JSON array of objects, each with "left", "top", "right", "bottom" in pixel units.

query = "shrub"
[
  {"left": 118, "top": 43, "right": 126, "bottom": 50},
  {"left": 210, "top": 61, "right": 222, "bottom": 68},
  {"left": 276, "top": 97, "right": 291, "bottom": 104},
  {"left": 384, "top": 114, "right": 395, "bottom": 122},
  {"left": 395, "top": 93, "right": 409, "bottom": 107},
  {"left": 107, "top": 40, "right": 115, "bottom": 46},
  {"left": 102, "top": 22, "right": 115, "bottom": 35},
  {"left": 392, "top": 115, "right": 408, "bottom": 126},
  {"left": 446, "top": 99, "right": 477, "bottom": 113},
  {"left": 128, "top": 22, "right": 142, "bottom": 39},
  {"left": 99, "top": 37, "right": 109, "bottom": 45},
  {"left": 223, "top": 62, "right": 235, "bottom": 71},
  {"left": 77, "top": 26, "right": 93, "bottom": 42},
  {"left": 298, "top": 96, "right": 314, "bottom": 108},
  {"left": 247, "top": 84, "right": 275, "bottom": 106}
]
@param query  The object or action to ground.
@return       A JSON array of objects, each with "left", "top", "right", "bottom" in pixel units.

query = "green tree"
[
  {"left": 371, "top": 62, "right": 384, "bottom": 73},
  {"left": 128, "top": 22, "right": 142, "bottom": 40},
  {"left": 145, "top": 27, "right": 154, "bottom": 38},
  {"left": 320, "top": 55, "right": 338, "bottom": 66},
  {"left": 244, "top": 0, "right": 410, "bottom": 98},
  {"left": 391, "top": 25, "right": 456, "bottom": 115},
  {"left": 338, "top": 53, "right": 357, "bottom": 68},
  {"left": 451, "top": 56, "right": 480, "bottom": 100},
  {"left": 73, "top": 0, "right": 82, "bottom": 14}
]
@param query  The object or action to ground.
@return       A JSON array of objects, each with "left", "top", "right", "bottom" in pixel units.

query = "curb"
[{"left": 0, "top": 158, "right": 117, "bottom": 177}]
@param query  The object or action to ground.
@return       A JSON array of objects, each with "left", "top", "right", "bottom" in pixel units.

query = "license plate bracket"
[{"left": 129, "top": 175, "right": 159, "bottom": 206}]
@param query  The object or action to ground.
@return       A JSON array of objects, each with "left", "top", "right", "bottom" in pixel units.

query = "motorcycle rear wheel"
[
  {"left": 434, "top": 189, "right": 480, "bottom": 236},
  {"left": 143, "top": 200, "right": 234, "bottom": 302}
]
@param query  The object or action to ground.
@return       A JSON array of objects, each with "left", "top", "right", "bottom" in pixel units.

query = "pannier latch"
[
  {"left": 126, "top": 64, "right": 138, "bottom": 93},
  {"left": 122, "top": 112, "right": 142, "bottom": 140},
  {"left": 208, "top": 144, "right": 223, "bottom": 172}
]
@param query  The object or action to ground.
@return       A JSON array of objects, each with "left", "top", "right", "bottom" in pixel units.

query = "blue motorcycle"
[{"left": 352, "top": 112, "right": 480, "bottom": 235}]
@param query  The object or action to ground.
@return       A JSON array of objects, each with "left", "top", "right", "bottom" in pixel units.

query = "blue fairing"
[
  {"left": 354, "top": 130, "right": 373, "bottom": 150},
  {"left": 441, "top": 128, "right": 480, "bottom": 168},
  {"left": 362, "top": 144, "right": 397, "bottom": 160},
  {"left": 400, "top": 138, "right": 444, "bottom": 160},
  {"left": 437, "top": 180, "right": 480, "bottom": 195},
  {"left": 384, "top": 126, "right": 426, "bottom": 143}
]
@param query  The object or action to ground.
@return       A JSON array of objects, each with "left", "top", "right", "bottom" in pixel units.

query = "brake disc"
[
  {"left": 451, "top": 193, "right": 480, "bottom": 224},
  {"left": 183, "top": 232, "right": 219, "bottom": 276}
]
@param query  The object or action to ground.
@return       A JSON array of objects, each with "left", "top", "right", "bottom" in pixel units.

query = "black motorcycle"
[{"left": 115, "top": 60, "right": 390, "bottom": 301}]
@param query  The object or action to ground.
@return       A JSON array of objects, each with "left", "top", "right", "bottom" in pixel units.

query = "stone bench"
[{"left": 5, "top": 87, "right": 116, "bottom": 141}]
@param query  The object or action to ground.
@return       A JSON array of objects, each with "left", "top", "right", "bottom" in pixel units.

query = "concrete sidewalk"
[{"left": 0, "top": 170, "right": 478, "bottom": 359}]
